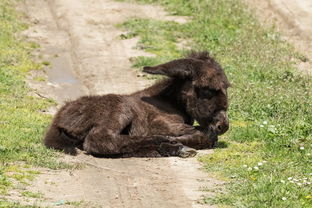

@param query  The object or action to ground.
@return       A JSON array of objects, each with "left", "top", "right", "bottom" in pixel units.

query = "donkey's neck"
[
  {"left": 141, "top": 78, "right": 173, "bottom": 97},
  {"left": 157, "top": 79, "right": 185, "bottom": 102},
  {"left": 132, "top": 78, "right": 193, "bottom": 124},
  {"left": 143, "top": 78, "right": 188, "bottom": 110},
  {"left": 139, "top": 78, "right": 182, "bottom": 98}
]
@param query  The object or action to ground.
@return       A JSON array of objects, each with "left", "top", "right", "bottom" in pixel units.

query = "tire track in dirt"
[{"left": 19, "top": 0, "right": 222, "bottom": 207}]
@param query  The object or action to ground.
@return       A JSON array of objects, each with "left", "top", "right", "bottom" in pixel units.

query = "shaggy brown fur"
[{"left": 44, "top": 51, "right": 230, "bottom": 157}]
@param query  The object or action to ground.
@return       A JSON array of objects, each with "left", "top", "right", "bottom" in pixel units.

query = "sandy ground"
[
  {"left": 16, "top": 0, "right": 222, "bottom": 207},
  {"left": 245, "top": 0, "right": 312, "bottom": 75}
]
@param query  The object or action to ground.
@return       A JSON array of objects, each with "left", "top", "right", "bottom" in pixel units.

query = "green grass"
[
  {"left": 0, "top": 201, "right": 41, "bottom": 208},
  {"left": 41, "top": 61, "right": 50, "bottom": 66},
  {"left": 118, "top": 0, "right": 312, "bottom": 207},
  {"left": 21, "top": 191, "right": 43, "bottom": 199},
  {"left": 0, "top": 0, "right": 66, "bottom": 204},
  {"left": 33, "top": 76, "right": 46, "bottom": 82}
]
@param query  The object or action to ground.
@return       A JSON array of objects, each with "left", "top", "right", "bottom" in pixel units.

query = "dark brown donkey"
[{"left": 44, "top": 51, "right": 230, "bottom": 157}]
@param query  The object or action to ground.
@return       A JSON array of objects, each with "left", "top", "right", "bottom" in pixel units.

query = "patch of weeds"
[
  {"left": 21, "top": 191, "right": 43, "bottom": 199},
  {"left": 51, "top": 200, "right": 100, "bottom": 207},
  {"left": 0, "top": 201, "right": 41, "bottom": 208},
  {"left": 28, "top": 41, "right": 39, "bottom": 49},
  {"left": 294, "top": 52, "right": 309, "bottom": 62},
  {"left": 116, "top": 0, "right": 195, "bottom": 16},
  {"left": 118, "top": 0, "right": 312, "bottom": 207},
  {"left": 33, "top": 76, "right": 46, "bottom": 82},
  {"left": 120, "top": 32, "right": 137, "bottom": 39},
  {"left": 64, "top": 200, "right": 84, "bottom": 206},
  {"left": 41, "top": 61, "right": 50, "bottom": 66}
]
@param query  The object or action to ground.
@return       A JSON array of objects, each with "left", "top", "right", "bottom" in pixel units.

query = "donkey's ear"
[
  {"left": 143, "top": 66, "right": 167, "bottom": 76},
  {"left": 143, "top": 58, "right": 203, "bottom": 78}
]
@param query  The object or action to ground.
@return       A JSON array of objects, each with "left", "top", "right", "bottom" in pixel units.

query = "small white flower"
[
  {"left": 263, "top": 121, "right": 268, "bottom": 125},
  {"left": 258, "top": 162, "right": 263, "bottom": 166},
  {"left": 282, "top": 197, "right": 287, "bottom": 201},
  {"left": 262, "top": 160, "right": 268, "bottom": 163},
  {"left": 260, "top": 125, "right": 264, "bottom": 128},
  {"left": 287, "top": 177, "right": 293, "bottom": 180},
  {"left": 297, "top": 183, "right": 302, "bottom": 186},
  {"left": 247, "top": 167, "right": 252, "bottom": 171},
  {"left": 253, "top": 166, "right": 259, "bottom": 170},
  {"left": 307, "top": 182, "right": 311, "bottom": 185},
  {"left": 300, "top": 146, "right": 305, "bottom": 150},
  {"left": 280, "top": 180, "right": 285, "bottom": 183},
  {"left": 307, "top": 153, "right": 311, "bottom": 156},
  {"left": 243, "top": 164, "right": 248, "bottom": 168}
]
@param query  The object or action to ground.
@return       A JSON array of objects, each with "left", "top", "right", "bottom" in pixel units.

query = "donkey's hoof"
[{"left": 179, "top": 146, "right": 197, "bottom": 158}]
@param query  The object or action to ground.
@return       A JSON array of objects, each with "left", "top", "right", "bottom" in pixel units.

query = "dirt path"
[
  {"left": 245, "top": 0, "right": 312, "bottom": 74},
  {"left": 19, "top": 0, "right": 220, "bottom": 207}
]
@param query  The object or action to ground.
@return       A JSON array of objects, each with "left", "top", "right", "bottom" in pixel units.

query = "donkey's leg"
[
  {"left": 82, "top": 127, "right": 197, "bottom": 157},
  {"left": 167, "top": 124, "right": 218, "bottom": 149},
  {"left": 122, "top": 149, "right": 161, "bottom": 158},
  {"left": 157, "top": 120, "right": 217, "bottom": 149},
  {"left": 83, "top": 126, "right": 173, "bottom": 155},
  {"left": 150, "top": 120, "right": 216, "bottom": 150},
  {"left": 157, "top": 142, "right": 197, "bottom": 157},
  {"left": 120, "top": 142, "right": 197, "bottom": 158}
]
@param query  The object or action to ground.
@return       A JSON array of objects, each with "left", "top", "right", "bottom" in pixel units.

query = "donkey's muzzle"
[{"left": 212, "top": 111, "right": 229, "bottom": 135}]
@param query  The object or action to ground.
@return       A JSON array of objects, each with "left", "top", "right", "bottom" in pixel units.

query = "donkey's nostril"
[{"left": 214, "top": 122, "right": 229, "bottom": 135}]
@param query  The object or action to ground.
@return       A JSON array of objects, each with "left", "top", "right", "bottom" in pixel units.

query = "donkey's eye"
[
  {"left": 196, "top": 88, "right": 217, "bottom": 99},
  {"left": 201, "top": 90, "right": 214, "bottom": 98}
]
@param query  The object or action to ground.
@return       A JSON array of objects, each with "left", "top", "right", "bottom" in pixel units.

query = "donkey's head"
[{"left": 143, "top": 51, "right": 230, "bottom": 136}]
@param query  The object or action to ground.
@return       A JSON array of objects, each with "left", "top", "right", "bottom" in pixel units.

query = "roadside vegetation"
[
  {"left": 0, "top": 0, "right": 64, "bottom": 206},
  {"left": 118, "top": 0, "right": 312, "bottom": 207}
]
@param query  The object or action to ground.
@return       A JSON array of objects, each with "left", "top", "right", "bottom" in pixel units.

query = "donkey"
[{"left": 44, "top": 51, "right": 230, "bottom": 157}]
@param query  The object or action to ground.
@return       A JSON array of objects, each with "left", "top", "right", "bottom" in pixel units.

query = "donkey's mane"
[
  {"left": 187, "top": 51, "right": 230, "bottom": 89},
  {"left": 187, "top": 50, "right": 210, "bottom": 61},
  {"left": 187, "top": 51, "right": 222, "bottom": 71}
]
